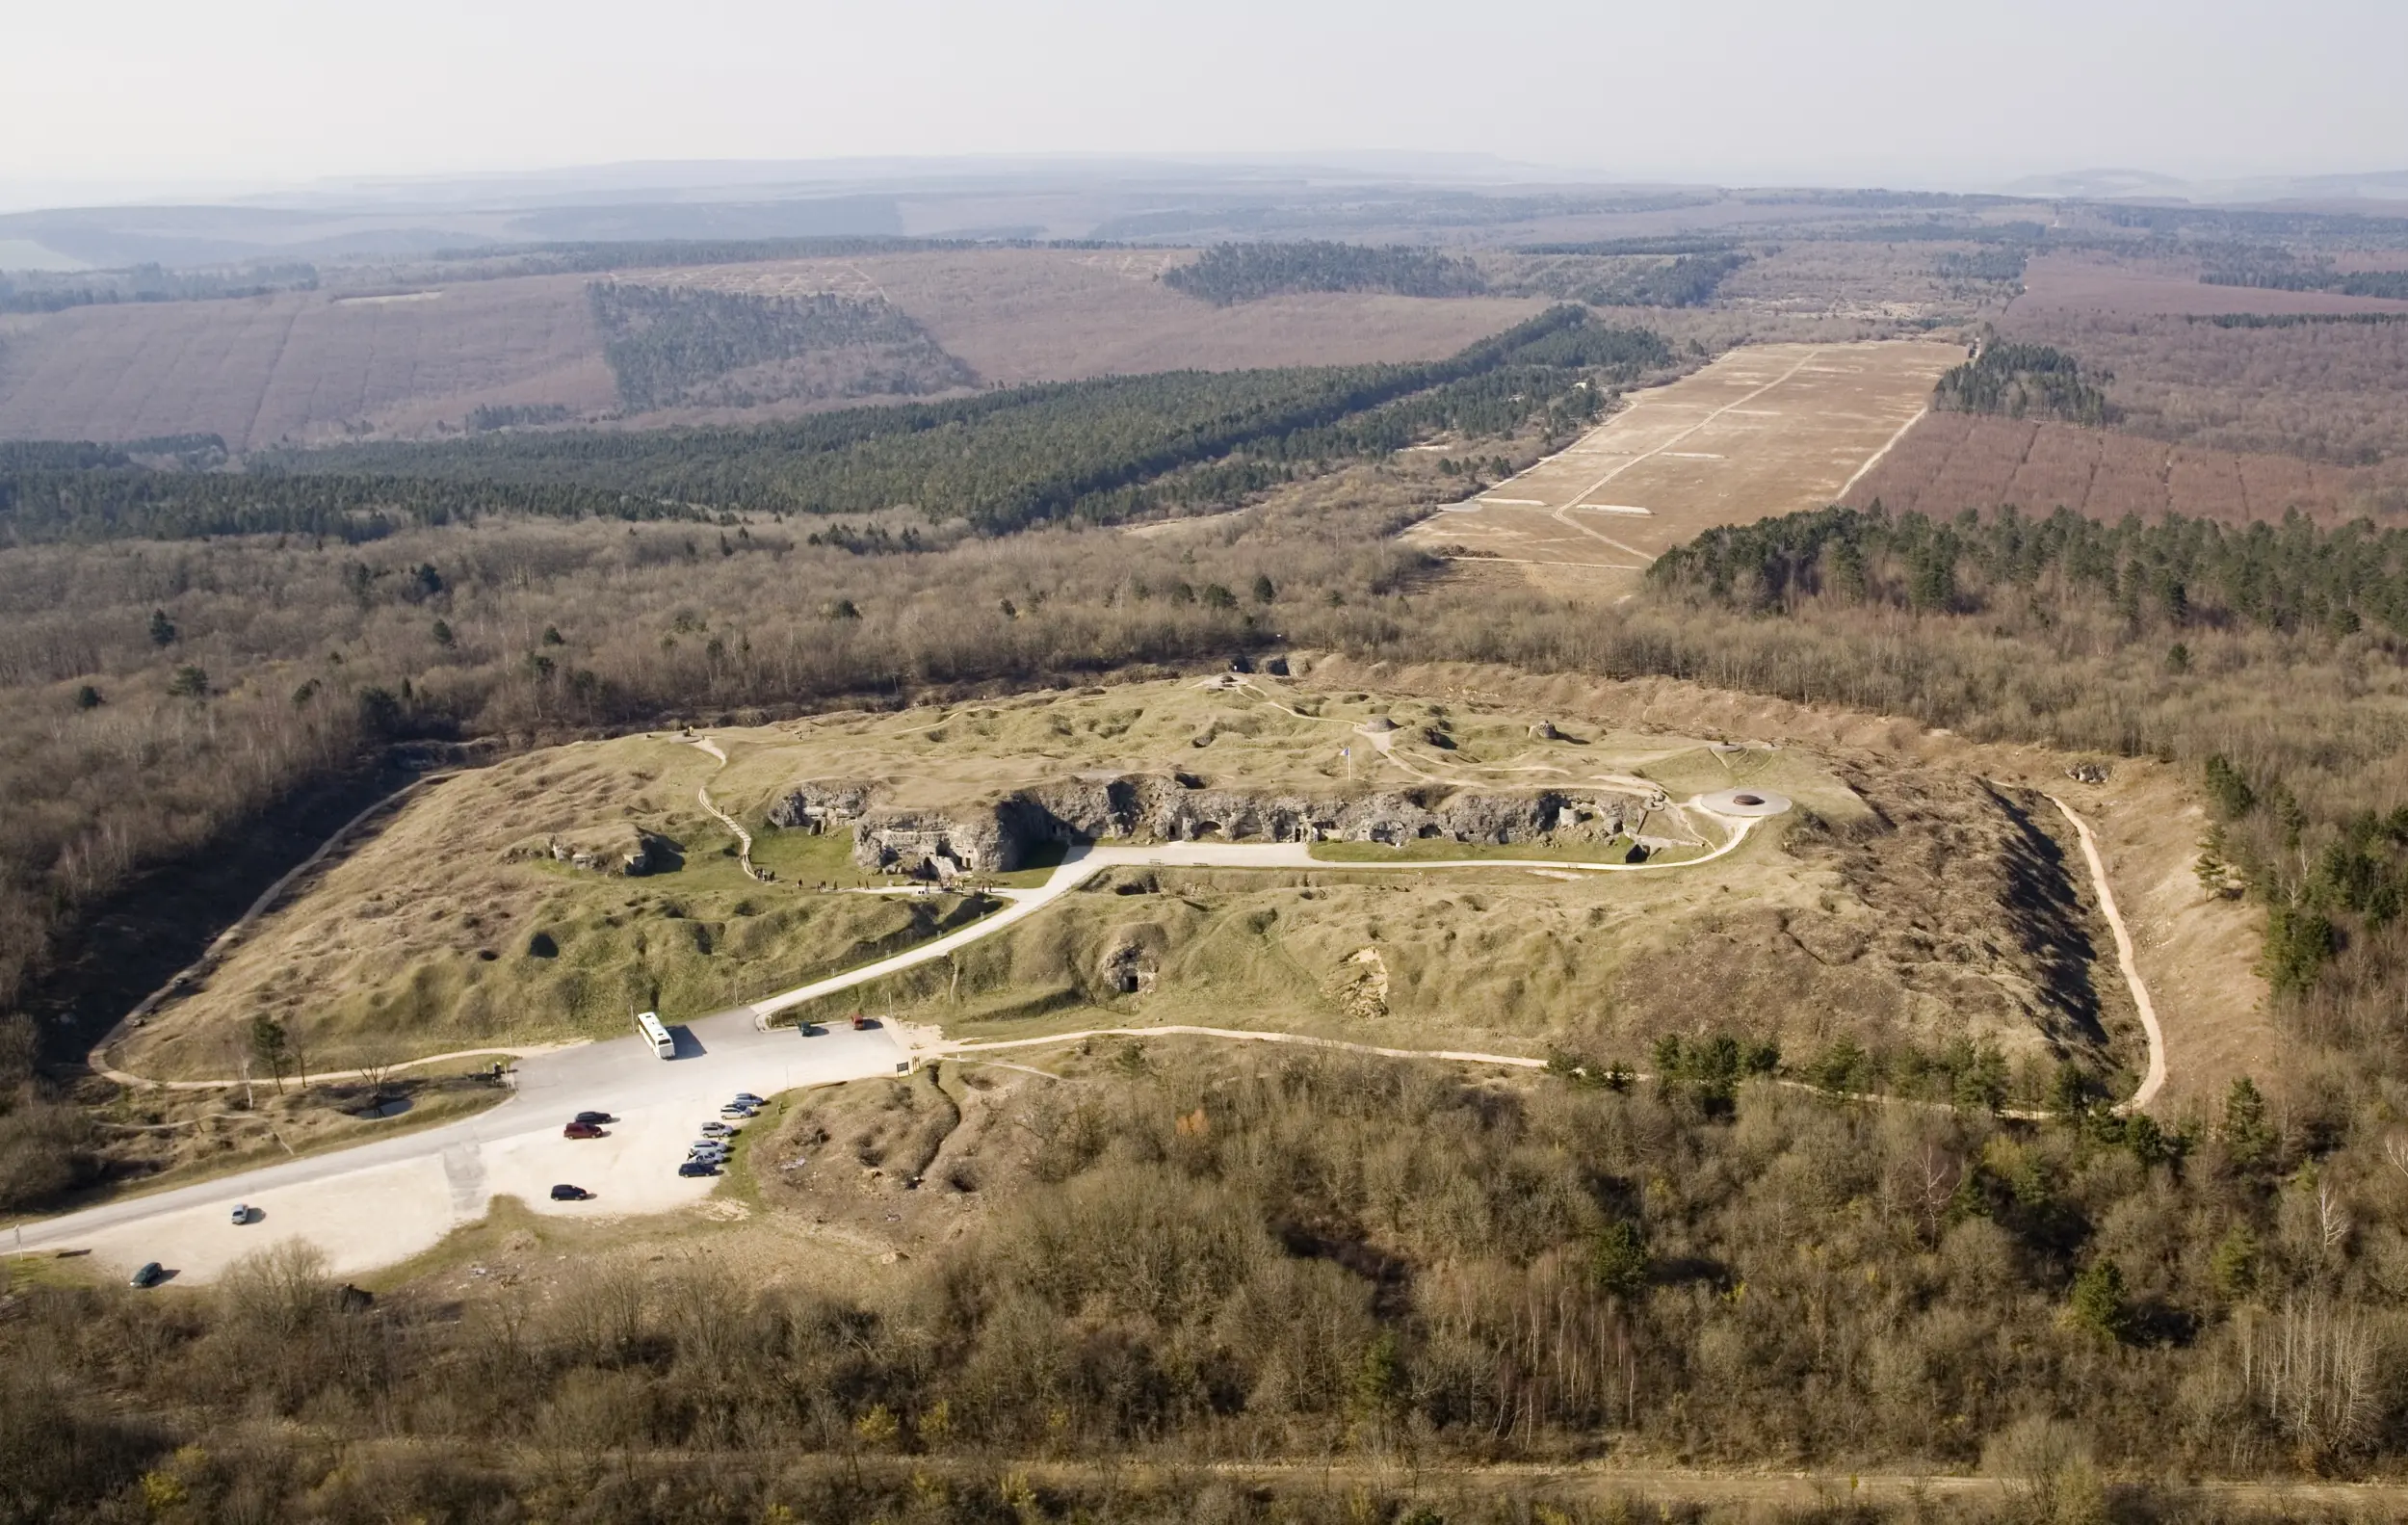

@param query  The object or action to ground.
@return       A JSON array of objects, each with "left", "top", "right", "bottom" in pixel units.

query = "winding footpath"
[
  {"left": 2049, "top": 794, "right": 2167, "bottom": 1112},
  {"left": 680, "top": 735, "right": 763, "bottom": 880}
]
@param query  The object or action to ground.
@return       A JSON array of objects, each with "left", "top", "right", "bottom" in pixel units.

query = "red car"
[{"left": 563, "top": 1120, "right": 605, "bottom": 1140}]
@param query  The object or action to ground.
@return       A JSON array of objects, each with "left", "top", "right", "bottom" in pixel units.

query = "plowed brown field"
[
  {"left": 0, "top": 248, "right": 1548, "bottom": 448},
  {"left": 1841, "top": 412, "right": 2380, "bottom": 524},
  {"left": 648, "top": 248, "right": 1550, "bottom": 384},
  {"left": 2013, "top": 254, "right": 2408, "bottom": 319},
  {"left": 0, "top": 276, "right": 614, "bottom": 450}
]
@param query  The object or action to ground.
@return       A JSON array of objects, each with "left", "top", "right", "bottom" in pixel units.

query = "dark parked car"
[
  {"left": 129, "top": 1262, "right": 165, "bottom": 1288},
  {"left": 730, "top": 1093, "right": 762, "bottom": 1105},
  {"left": 677, "top": 1161, "right": 719, "bottom": 1177},
  {"left": 549, "top": 1184, "right": 591, "bottom": 1201},
  {"left": 563, "top": 1121, "right": 605, "bottom": 1140},
  {"left": 573, "top": 1111, "right": 615, "bottom": 1125}
]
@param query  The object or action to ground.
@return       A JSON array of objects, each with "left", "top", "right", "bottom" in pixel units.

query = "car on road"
[
  {"left": 563, "top": 1121, "right": 606, "bottom": 1140},
  {"left": 700, "top": 1121, "right": 737, "bottom": 1137},
  {"left": 676, "top": 1161, "right": 719, "bottom": 1177},
  {"left": 730, "top": 1093, "right": 762, "bottom": 1106},
  {"left": 572, "top": 1110, "right": 615, "bottom": 1125},
  {"left": 689, "top": 1142, "right": 730, "bottom": 1159},
  {"left": 129, "top": 1262, "right": 165, "bottom": 1288},
  {"left": 230, "top": 1203, "right": 252, "bottom": 1225},
  {"left": 549, "top": 1184, "right": 592, "bottom": 1201}
]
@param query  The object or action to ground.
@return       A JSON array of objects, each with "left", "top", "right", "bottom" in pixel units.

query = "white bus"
[{"left": 636, "top": 1010, "right": 674, "bottom": 1059}]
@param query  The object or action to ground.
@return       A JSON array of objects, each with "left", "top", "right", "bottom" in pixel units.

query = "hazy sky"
[{"left": 5, "top": 0, "right": 2403, "bottom": 199}]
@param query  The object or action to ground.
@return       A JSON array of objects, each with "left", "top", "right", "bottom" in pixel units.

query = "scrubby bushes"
[
  {"left": 0, "top": 1015, "right": 99, "bottom": 1212},
  {"left": 9, "top": 1046, "right": 2406, "bottom": 1518}
]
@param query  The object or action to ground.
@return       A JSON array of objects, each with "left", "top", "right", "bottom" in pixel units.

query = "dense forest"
[
  {"left": 1500, "top": 250, "right": 1755, "bottom": 308},
  {"left": 1933, "top": 248, "right": 2029, "bottom": 284},
  {"left": 1578, "top": 250, "right": 1753, "bottom": 307},
  {"left": 2192, "top": 311, "right": 2408, "bottom": 331},
  {"left": 429, "top": 235, "right": 969, "bottom": 275},
  {"left": 464, "top": 403, "right": 572, "bottom": 433},
  {"left": 1516, "top": 236, "right": 1744, "bottom": 257},
  {"left": 0, "top": 462, "right": 693, "bottom": 545},
  {"left": 587, "top": 282, "right": 976, "bottom": 411},
  {"left": 0, "top": 261, "right": 318, "bottom": 314},
  {"left": 1933, "top": 340, "right": 2117, "bottom": 426},
  {"left": 1160, "top": 241, "right": 1489, "bottom": 304},
  {"left": 1651, "top": 502, "right": 2408, "bottom": 636},
  {"left": 2201, "top": 256, "right": 2408, "bottom": 301}
]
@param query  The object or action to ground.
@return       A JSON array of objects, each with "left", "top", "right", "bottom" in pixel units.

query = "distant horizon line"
[{"left": 3, "top": 152, "right": 2406, "bottom": 221}]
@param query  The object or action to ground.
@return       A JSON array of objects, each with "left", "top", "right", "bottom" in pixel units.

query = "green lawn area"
[
  {"left": 749, "top": 828, "right": 1067, "bottom": 889},
  {"left": 746, "top": 827, "right": 879, "bottom": 886}
]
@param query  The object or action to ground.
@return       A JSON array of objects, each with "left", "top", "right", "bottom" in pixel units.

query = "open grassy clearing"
[
  {"left": 115, "top": 675, "right": 1886, "bottom": 1078},
  {"left": 1400, "top": 339, "right": 1961, "bottom": 599},
  {"left": 112, "top": 670, "right": 2156, "bottom": 1103},
  {"left": 114, "top": 736, "right": 999, "bottom": 1079}
]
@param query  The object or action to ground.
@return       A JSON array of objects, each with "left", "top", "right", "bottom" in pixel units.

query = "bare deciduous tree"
[
  {"left": 2316, "top": 1182, "right": 2350, "bottom": 1256},
  {"left": 2236, "top": 1298, "right": 2381, "bottom": 1459},
  {"left": 353, "top": 1045, "right": 401, "bottom": 1096}
]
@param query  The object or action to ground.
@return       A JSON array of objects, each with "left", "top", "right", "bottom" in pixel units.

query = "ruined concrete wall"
[{"left": 768, "top": 774, "right": 1647, "bottom": 879}]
